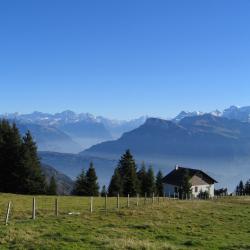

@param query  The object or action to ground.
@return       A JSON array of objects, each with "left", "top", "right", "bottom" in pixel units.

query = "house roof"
[{"left": 162, "top": 165, "right": 217, "bottom": 186}]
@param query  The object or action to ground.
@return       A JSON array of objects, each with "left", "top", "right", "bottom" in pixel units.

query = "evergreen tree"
[
  {"left": 179, "top": 169, "right": 192, "bottom": 198},
  {"left": 0, "top": 120, "right": 23, "bottom": 193},
  {"left": 47, "top": 176, "right": 57, "bottom": 195},
  {"left": 108, "top": 167, "right": 123, "bottom": 196},
  {"left": 85, "top": 162, "right": 99, "bottom": 196},
  {"left": 145, "top": 166, "right": 155, "bottom": 197},
  {"left": 117, "top": 150, "right": 139, "bottom": 196},
  {"left": 0, "top": 121, "right": 46, "bottom": 194},
  {"left": 20, "top": 131, "right": 46, "bottom": 194},
  {"left": 137, "top": 162, "right": 148, "bottom": 196},
  {"left": 155, "top": 170, "right": 164, "bottom": 196},
  {"left": 236, "top": 180, "right": 245, "bottom": 195},
  {"left": 245, "top": 180, "right": 250, "bottom": 195},
  {"left": 73, "top": 169, "right": 88, "bottom": 195},
  {"left": 101, "top": 185, "right": 107, "bottom": 197}
]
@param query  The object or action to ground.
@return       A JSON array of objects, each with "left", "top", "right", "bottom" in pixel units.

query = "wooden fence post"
[
  {"left": 105, "top": 195, "right": 107, "bottom": 213},
  {"left": 117, "top": 193, "right": 120, "bottom": 209},
  {"left": 32, "top": 197, "right": 36, "bottom": 220},
  {"left": 152, "top": 193, "right": 155, "bottom": 204},
  {"left": 55, "top": 198, "right": 59, "bottom": 216},
  {"left": 127, "top": 194, "right": 130, "bottom": 208},
  {"left": 90, "top": 197, "right": 93, "bottom": 213},
  {"left": 5, "top": 201, "right": 11, "bottom": 225},
  {"left": 136, "top": 194, "right": 139, "bottom": 207},
  {"left": 157, "top": 196, "right": 160, "bottom": 203},
  {"left": 144, "top": 193, "right": 147, "bottom": 205}
]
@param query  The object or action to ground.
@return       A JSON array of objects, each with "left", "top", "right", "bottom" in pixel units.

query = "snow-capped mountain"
[
  {"left": 173, "top": 111, "right": 204, "bottom": 122},
  {"left": 2, "top": 105, "right": 250, "bottom": 153},
  {"left": 0, "top": 111, "right": 147, "bottom": 152},
  {"left": 222, "top": 105, "right": 250, "bottom": 122}
]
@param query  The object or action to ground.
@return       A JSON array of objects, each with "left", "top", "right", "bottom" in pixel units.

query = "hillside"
[
  {"left": 39, "top": 152, "right": 117, "bottom": 187},
  {"left": 0, "top": 195, "right": 249, "bottom": 250},
  {"left": 41, "top": 164, "right": 74, "bottom": 195},
  {"left": 81, "top": 115, "right": 250, "bottom": 190},
  {"left": 16, "top": 121, "right": 82, "bottom": 153}
]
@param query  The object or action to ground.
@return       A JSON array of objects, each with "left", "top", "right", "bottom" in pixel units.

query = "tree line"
[
  {"left": 0, "top": 119, "right": 56, "bottom": 195},
  {"left": 0, "top": 120, "right": 165, "bottom": 197},
  {"left": 73, "top": 150, "right": 164, "bottom": 197},
  {"left": 235, "top": 180, "right": 250, "bottom": 195}
]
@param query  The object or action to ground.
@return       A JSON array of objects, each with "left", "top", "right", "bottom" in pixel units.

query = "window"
[{"left": 195, "top": 186, "right": 198, "bottom": 193}]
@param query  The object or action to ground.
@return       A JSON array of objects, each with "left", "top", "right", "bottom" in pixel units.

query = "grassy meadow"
[{"left": 0, "top": 194, "right": 250, "bottom": 250}]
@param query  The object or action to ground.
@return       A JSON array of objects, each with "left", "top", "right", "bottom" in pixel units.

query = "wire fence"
[
  {"left": 1, "top": 193, "right": 238, "bottom": 225},
  {"left": 0, "top": 194, "right": 171, "bottom": 225}
]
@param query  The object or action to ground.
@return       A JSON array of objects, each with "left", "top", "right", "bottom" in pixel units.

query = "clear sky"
[{"left": 0, "top": 0, "right": 250, "bottom": 119}]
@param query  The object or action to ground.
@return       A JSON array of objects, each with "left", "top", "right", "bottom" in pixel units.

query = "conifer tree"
[
  {"left": 145, "top": 166, "right": 155, "bottom": 197},
  {"left": 245, "top": 180, "right": 250, "bottom": 195},
  {"left": 155, "top": 170, "right": 164, "bottom": 196},
  {"left": 179, "top": 169, "right": 192, "bottom": 198},
  {"left": 47, "top": 176, "right": 57, "bottom": 195},
  {"left": 236, "top": 180, "right": 245, "bottom": 195},
  {"left": 21, "top": 131, "right": 46, "bottom": 194},
  {"left": 85, "top": 162, "right": 99, "bottom": 196},
  {"left": 0, "top": 120, "right": 23, "bottom": 193},
  {"left": 118, "top": 150, "right": 139, "bottom": 196},
  {"left": 108, "top": 167, "right": 123, "bottom": 196},
  {"left": 73, "top": 169, "right": 88, "bottom": 195},
  {"left": 137, "top": 162, "right": 148, "bottom": 196},
  {"left": 0, "top": 121, "right": 46, "bottom": 194}
]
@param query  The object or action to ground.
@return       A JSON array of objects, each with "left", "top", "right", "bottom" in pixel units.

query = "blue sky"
[{"left": 0, "top": 0, "right": 250, "bottom": 119}]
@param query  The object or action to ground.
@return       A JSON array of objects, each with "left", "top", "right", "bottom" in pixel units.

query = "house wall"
[
  {"left": 163, "top": 183, "right": 215, "bottom": 198},
  {"left": 191, "top": 184, "right": 214, "bottom": 198}
]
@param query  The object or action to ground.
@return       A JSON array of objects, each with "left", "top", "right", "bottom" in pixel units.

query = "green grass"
[{"left": 0, "top": 194, "right": 250, "bottom": 250}]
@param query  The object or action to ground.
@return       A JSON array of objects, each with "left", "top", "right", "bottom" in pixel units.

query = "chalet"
[{"left": 162, "top": 165, "right": 217, "bottom": 198}]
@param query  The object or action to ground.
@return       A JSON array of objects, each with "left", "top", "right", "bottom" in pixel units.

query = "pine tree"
[
  {"left": 237, "top": 180, "right": 245, "bottom": 195},
  {"left": 47, "top": 176, "right": 57, "bottom": 195},
  {"left": 117, "top": 150, "right": 139, "bottom": 196},
  {"left": 73, "top": 169, "right": 88, "bottom": 195},
  {"left": 145, "top": 166, "right": 155, "bottom": 197},
  {"left": 108, "top": 167, "right": 123, "bottom": 196},
  {"left": 0, "top": 120, "right": 23, "bottom": 193},
  {"left": 85, "top": 162, "right": 99, "bottom": 196},
  {"left": 155, "top": 170, "right": 164, "bottom": 196},
  {"left": 137, "top": 162, "right": 148, "bottom": 196},
  {"left": 0, "top": 121, "right": 46, "bottom": 194},
  {"left": 101, "top": 185, "right": 107, "bottom": 197},
  {"left": 21, "top": 131, "right": 46, "bottom": 194},
  {"left": 179, "top": 169, "right": 192, "bottom": 198},
  {"left": 245, "top": 180, "right": 250, "bottom": 195}
]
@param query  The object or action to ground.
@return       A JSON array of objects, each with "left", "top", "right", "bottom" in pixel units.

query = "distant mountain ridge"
[
  {"left": 0, "top": 111, "right": 147, "bottom": 153},
  {"left": 81, "top": 114, "right": 250, "bottom": 191},
  {"left": 173, "top": 105, "right": 250, "bottom": 123},
  {"left": 2, "top": 105, "right": 250, "bottom": 154},
  {"left": 82, "top": 114, "right": 250, "bottom": 158}
]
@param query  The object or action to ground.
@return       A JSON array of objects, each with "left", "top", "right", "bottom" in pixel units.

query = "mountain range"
[
  {"left": 1, "top": 105, "right": 249, "bottom": 153},
  {"left": 2, "top": 105, "right": 250, "bottom": 191},
  {"left": 0, "top": 111, "right": 146, "bottom": 153}
]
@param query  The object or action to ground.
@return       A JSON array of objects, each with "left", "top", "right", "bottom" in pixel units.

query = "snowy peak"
[
  {"left": 222, "top": 106, "right": 250, "bottom": 122},
  {"left": 173, "top": 111, "right": 204, "bottom": 122}
]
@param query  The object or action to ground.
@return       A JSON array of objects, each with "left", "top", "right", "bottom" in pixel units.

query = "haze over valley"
[{"left": 2, "top": 105, "right": 250, "bottom": 191}]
